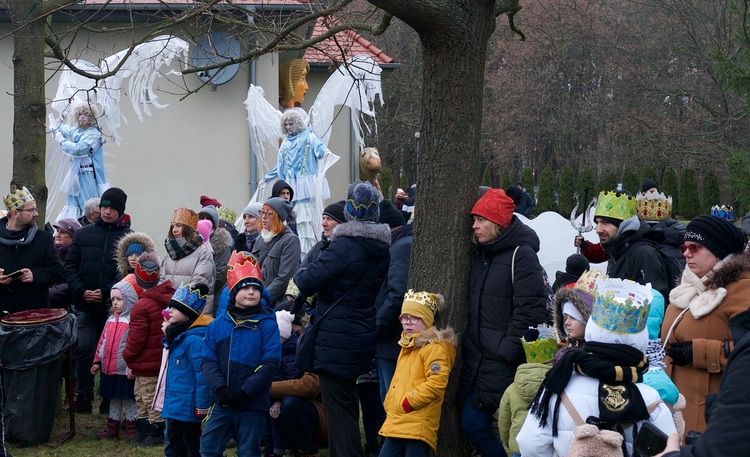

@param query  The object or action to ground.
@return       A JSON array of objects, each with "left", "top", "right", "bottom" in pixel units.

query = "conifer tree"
[
  {"left": 558, "top": 164, "right": 577, "bottom": 217},
  {"left": 579, "top": 163, "right": 596, "bottom": 199},
  {"left": 703, "top": 168, "right": 721, "bottom": 212},
  {"left": 481, "top": 166, "right": 492, "bottom": 187},
  {"left": 536, "top": 164, "right": 557, "bottom": 213},
  {"left": 500, "top": 168, "right": 512, "bottom": 190},
  {"left": 521, "top": 166, "right": 535, "bottom": 203},
  {"left": 663, "top": 167, "right": 679, "bottom": 215},
  {"left": 380, "top": 166, "right": 394, "bottom": 200},
  {"left": 599, "top": 168, "right": 619, "bottom": 193},
  {"left": 679, "top": 167, "right": 700, "bottom": 219},
  {"left": 622, "top": 165, "right": 639, "bottom": 196}
]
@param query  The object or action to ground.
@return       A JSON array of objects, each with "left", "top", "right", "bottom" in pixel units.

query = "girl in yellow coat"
[{"left": 379, "top": 290, "right": 457, "bottom": 456}]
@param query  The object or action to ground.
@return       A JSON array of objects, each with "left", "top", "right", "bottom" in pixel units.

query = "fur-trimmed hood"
[
  {"left": 331, "top": 220, "right": 392, "bottom": 245},
  {"left": 705, "top": 253, "right": 750, "bottom": 290},
  {"left": 115, "top": 231, "right": 156, "bottom": 276},
  {"left": 553, "top": 287, "right": 594, "bottom": 339},
  {"left": 402, "top": 326, "right": 458, "bottom": 349},
  {"left": 209, "top": 227, "right": 233, "bottom": 254}
]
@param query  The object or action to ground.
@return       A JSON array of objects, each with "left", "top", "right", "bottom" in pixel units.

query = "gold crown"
[
  {"left": 592, "top": 278, "right": 651, "bottom": 335},
  {"left": 171, "top": 208, "right": 198, "bottom": 229},
  {"left": 573, "top": 270, "right": 608, "bottom": 296},
  {"left": 636, "top": 191, "right": 672, "bottom": 221},
  {"left": 403, "top": 290, "right": 440, "bottom": 315},
  {"left": 595, "top": 191, "right": 636, "bottom": 221},
  {"left": 3, "top": 186, "right": 34, "bottom": 212}
]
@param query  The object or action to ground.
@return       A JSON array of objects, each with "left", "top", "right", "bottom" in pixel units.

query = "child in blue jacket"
[
  {"left": 201, "top": 251, "right": 282, "bottom": 457},
  {"left": 161, "top": 283, "right": 213, "bottom": 457}
]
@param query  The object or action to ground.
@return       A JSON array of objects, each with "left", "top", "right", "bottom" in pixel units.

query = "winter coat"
[
  {"left": 516, "top": 373, "right": 676, "bottom": 457},
  {"left": 379, "top": 327, "right": 457, "bottom": 453},
  {"left": 275, "top": 332, "right": 303, "bottom": 382},
  {"left": 210, "top": 228, "right": 233, "bottom": 302},
  {"left": 459, "top": 216, "right": 549, "bottom": 412},
  {"left": 64, "top": 215, "right": 132, "bottom": 314},
  {"left": 650, "top": 218, "right": 687, "bottom": 268},
  {"left": 201, "top": 305, "right": 281, "bottom": 412},
  {"left": 602, "top": 216, "right": 670, "bottom": 299},
  {"left": 375, "top": 224, "right": 413, "bottom": 361},
  {"left": 661, "top": 308, "right": 750, "bottom": 457},
  {"left": 252, "top": 227, "right": 301, "bottom": 305},
  {"left": 498, "top": 363, "right": 550, "bottom": 456},
  {"left": 94, "top": 296, "right": 136, "bottom": 376},
  {"left": 516, "top": 191, "right": 534, "bottom": 217},
  {"left": 0, "top": 220, "right": 64, "bottom": 314},
  {"left": 294, "top": 220, "right": 391, "bottom": 378},
  {"left": 123, "top": 281, "right": 175, "bottom": 377},
  {"left": 50, "top": 245, "right": 74, "bottom": 309},
  {"left": 662, "top": 254, "right": 750, "bottom": 434},
  {"left": 300, "top": 236, "right": 331, "bottom": 268},
  {"left": 162, "top": 314, "right": 213, "bottom": 422},
  {"left": 114, "top": 231, "right": 156, "bottom": 279},
  {"left": 160, "top": 241, "right": 216, "bottom": 315},
  {"left": 579, "top": 241, "right": 608, "bottom": 264},
  {"left": 270, "top": 371, "right": 328, "bottom": 445}
]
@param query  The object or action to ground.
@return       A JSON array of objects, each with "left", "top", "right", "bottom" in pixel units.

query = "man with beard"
[{"left": 0, "top": 186, "right": 64, "bottom": 314}]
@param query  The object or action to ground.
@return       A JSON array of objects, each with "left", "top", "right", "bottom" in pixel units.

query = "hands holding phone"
[{"left": 0, "top": 268, "right": 32, "bottom": 285}]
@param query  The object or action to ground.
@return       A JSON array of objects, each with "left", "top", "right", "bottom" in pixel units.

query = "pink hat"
[{"left": 197, "top": 219, "right": 212, "bottom": 243}]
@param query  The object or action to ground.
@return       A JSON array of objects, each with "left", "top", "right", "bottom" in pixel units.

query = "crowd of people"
[{"left": 1, "top": 175, "right": 750, "bottom": 457}]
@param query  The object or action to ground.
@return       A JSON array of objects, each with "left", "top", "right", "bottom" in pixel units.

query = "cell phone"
[
  {"left": 634, "top": 422, "right": 669, "bottom": 457},
  {"left": 5, "top": 270, "right": 23, "bottom": 280}
]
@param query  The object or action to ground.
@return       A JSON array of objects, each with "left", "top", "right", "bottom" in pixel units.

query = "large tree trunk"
[
  {"left": 10, "top": 0, "right": 48, "bottom": 219},
  {"left": 368, "top": 1, "right": 498, "bottom": 454}
]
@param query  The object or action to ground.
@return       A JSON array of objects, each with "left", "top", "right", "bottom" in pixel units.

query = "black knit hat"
[
  {"left": 641, "top": 178, "right": 658, "bottom": 193},
  {"left": 596, "top": 215, "right": 623, "bottom": 228},
  {"left": 323, "top": 200, "right": 346, "bottom": 224},
  {"left": 100, "top": 187, "right": 127, "bottom": 216},
  {"left": 565, "top": 253, "right": 590, "bottom": 277},
  {"left": 378, "top": 199, "right": 405, "bottom": 228},
  {"left": 684, "top": 215, "right": 747, "bottom": 260}
]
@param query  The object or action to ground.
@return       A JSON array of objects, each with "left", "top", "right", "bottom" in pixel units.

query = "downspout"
[
  {"left": 247, "top": 13, "right": 258, "bottom": 195},
  {"left": 350, "top": 116, "right": 357, "bottom": 182}
]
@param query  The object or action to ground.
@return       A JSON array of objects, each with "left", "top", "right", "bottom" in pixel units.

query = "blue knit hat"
[
  {"left": 345, "top": 181, "right": 380, "bottom": 222},
  {"left": 125, "top": 242, "right": 145, "bottom": 257}
]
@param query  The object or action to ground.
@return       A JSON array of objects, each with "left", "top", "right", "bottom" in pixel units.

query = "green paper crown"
[
  {"left": 595, "top": 191, "right": 636, "bottom": 221},
  {"left": 521, "top": 337, "right": 559, "bottom": 364}
]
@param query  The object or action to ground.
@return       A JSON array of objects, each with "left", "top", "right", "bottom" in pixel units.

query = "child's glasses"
[{"left": 400, "top": 315, "right": 421, "bottom": 324}]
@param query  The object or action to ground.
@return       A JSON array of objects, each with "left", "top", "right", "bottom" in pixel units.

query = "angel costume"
[
  {"left": 57, "top": 122, "right": 109, "bottom": 220},
  {"left": 264, "top": 114, "right": 331, "bottom": 255}
]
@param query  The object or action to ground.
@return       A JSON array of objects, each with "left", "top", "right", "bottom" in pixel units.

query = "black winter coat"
[
  {"left": 459, "top": 216, "right": 549, "bottom": 412},
  {"left": 294, "top": 221, "right": 390, "bottom": 378},
  {"left": 0, "top": 220, "right": 64, "bottom": 314},
  {"left": 64, "top": 215, "right": 132, "bottom": 314},
  {"left": 603, "top": 217, "right": 670, "bottom": 299},
  {"left": 651, "top": 218, "right": 687, "bottom": 268},
  {"left": 374, "top": 224, "right": 413, "bottom": 360}
]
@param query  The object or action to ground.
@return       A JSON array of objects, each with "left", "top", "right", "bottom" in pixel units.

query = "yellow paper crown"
[
  {"left": 592, "top": 278, "right": 651, "bottom": 334},
  {"left": 401, "top": 290, "right": 443, "bottom": 328},
  {"left": 3, "top": 186, "right": 34, "bottom": 212},
  {"left": 402, "top": 290, "right": 441, "bottom": 315},
  {"left": 636, "top": 191, "right": 672, "bottom": 221},
  {"left": 171, "top": 208, "right": 198, "bottom": 229},
  {"left": 595, "top": 191, "right": 636, "bottom": 221},
  {"left": 572, "top": 270, "right": 608, "bottom": 296}
]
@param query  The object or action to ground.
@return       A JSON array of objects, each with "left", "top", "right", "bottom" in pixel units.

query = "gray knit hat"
[
  {"left": 264, "top": 197, "right": 293, "bottom": 222},
  {"left": 199, "top": 205, "right": 219, "bottom": 229},
  {"left": 243, "top": 202, "right": 263, "bottom": 219}
]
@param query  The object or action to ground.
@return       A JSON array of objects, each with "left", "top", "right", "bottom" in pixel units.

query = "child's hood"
[
  {"left": 411, "top": 326, "right": 458, "bottom": 348},
  {"left": 553, "top": 287, "right": 593, "bottom": 338},
  {"left": 112, "top": 280, "right": 139, "bottom": 318},
  {"left": 515, "top": 362, "right": 551, "bottom": 401}
]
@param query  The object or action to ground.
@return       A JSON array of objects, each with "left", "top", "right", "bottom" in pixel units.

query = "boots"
[
  {"left": 124, "top": 420, "right": 138, "bottom": 442},
  {"left": 137, "top": 421, "right": 165, "bottom": 447},
  {"left": 97, "top": 418, "right": 121, "bottom": 440},
  {"left": 73, "top": 394, "right": 93, "bottom": 414},
  {"left": 135, "top": 418, "right": 150, "bottom": 444}
]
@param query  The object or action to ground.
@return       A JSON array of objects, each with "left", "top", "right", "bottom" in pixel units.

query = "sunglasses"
[{"left": 679, "top": 243, "right": 702, "bottom": 255}]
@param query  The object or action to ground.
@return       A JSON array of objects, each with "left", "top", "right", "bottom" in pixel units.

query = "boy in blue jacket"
[
  {"left": 201, "top": 251, "right": 282, "bottom": 457},
  {"left": 161, "top": 283, "right": 213, "bottom": 457}
]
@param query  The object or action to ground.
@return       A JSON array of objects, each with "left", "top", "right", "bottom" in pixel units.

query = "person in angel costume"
[{"left": 53, "top": 101, "right": 110, "bottom": 221}]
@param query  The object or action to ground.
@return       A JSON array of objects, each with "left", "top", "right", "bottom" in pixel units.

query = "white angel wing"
[
  {"left": 308, "top": 55, "right": 384, "bottom": 147},
  {"left": 244, "top": 84, "right": 284, "bottom": 178}
]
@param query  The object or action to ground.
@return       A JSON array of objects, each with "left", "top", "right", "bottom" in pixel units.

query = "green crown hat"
[
  {"left": 595, "top": 191, "right": 636, "bottom": 221},
  {"left": 592, "top": 278, "right": 651, "bottom": 334},
  {"left": 521, "top": 325, "right": 559, "bottom": 364}
]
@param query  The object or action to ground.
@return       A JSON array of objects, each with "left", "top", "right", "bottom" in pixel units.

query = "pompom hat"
[
  {"left": 345, "top": 181, "right": 380, "bottom": 222},
  {"left": 471, "top": 188, "right": 515, "bottom": 228},
  {"left": 135, "top": 252, "right": 160, "bottom": 289}
]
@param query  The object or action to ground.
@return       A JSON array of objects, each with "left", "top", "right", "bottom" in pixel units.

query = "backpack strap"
[
  {"left": 560, "top": 392, "right": 585, "bottom": 427},
  {"left": 511, "top": 246, "right": 520, "bottom": 285}
]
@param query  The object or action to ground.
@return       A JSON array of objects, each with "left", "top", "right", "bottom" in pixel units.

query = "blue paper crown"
[
  {"left": 171, "top": 283, "right": 208, "bottom": 315},
  {"left": 591, "top": 278, "right": 651, "bottom": 335}
]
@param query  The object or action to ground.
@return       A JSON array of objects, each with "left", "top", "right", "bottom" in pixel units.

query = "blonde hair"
[
  {"left": 471, "top": 216, "right": 502, "bottom": 244},
  {"left": 279, "top": 59, "right": 310, "bottom": 107},
  {"left": 72, "top": 101, "right": 102, "bottom": 127}
]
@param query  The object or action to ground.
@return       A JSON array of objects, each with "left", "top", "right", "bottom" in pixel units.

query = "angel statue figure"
[{"left": 52, "top": 101, "right": 110, "bottom": 221}]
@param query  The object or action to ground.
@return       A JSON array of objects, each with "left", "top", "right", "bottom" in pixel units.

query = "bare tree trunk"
[{"left": 10, "top": 0, "right": 49, "bottom": 219}]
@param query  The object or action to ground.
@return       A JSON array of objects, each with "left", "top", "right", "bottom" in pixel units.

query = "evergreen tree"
[
  {"left": 521, "top": 166, "right": 535, "bottom": 203},
  {"left": 663, "top": 167, "right": 679, "bottom": 215},
  {"left": 578, "top": 163, "right": 596, "bottom": 201},
  {"left": 500, "top": 167, "right": 512, "bottom": 190},
  {"left": 703, "top": 168, "right": 721, "bottom": 212},
  {"left": 558, "top": 164, "right": 577, "bottom": 217},
  {"left": 536, "top": 164, "right": 557, "bottom": 213},
  {"left": 481, "top": 166, "right": 492, "bottom": 187},
  {"left": 380, "top": 166, "right": 394, "bottom": 200},
  {"left": 679, "top": 167, "right": 700, "bottom": 219},
  {"left": 726, "top": 148, "right": 750, "bottom": 216},
  {"left": 599, "top": 168, "right": 619, "bottom": 193},
  {"left": 622, "top": 165, "right": 640, "bottom": 196},
  {"left": 400, "top": 172, "right": 410, "bottom": 192}
]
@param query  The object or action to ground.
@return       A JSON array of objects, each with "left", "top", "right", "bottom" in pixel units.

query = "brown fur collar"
[
  {"left": 411, "top": 326, "right": 458, "bottom": 348},
  {"left": 706, "top": 254, "right": 750, "bottom": 290},
  {"left": 210, "top": 227, "right": 233, "bottom": 253},
  {"left": 115, "top": 231, "right": 156, "bottom": 276}
]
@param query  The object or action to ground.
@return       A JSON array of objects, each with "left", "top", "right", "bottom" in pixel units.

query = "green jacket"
[{"left": 497, "top": 362, "right": 550, "bottom": 455}]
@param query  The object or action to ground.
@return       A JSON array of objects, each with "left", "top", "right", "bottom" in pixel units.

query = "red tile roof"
[
  {"left": 303, "top": 17, "right": 393, "bottom": 65},
  {"left": 78, "top": 0, "right": 308, "bottom": 5}
]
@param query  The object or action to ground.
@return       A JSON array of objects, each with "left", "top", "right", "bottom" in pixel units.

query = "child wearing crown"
[
  {"left": 160, "top": 283, "right": 213, "bottom": 456},
  {"left": 378, "top": 290, "right": 457, "bottom": 457},
  {"left": 200, "top": 251, "right": 282, "bottom": 457}
]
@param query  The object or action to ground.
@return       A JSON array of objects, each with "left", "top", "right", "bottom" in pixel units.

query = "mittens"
[
  {"left": 667, "top": 341, "right": 693, "bottom": 366},
  {"left": 402, "top": 398, "right": 413, "bottom": 413}
]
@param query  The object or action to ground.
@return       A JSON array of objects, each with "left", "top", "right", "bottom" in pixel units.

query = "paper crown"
[
  {"left": 711, "top": 205, "right": 734, "bottom": 221},
  {"left": 595, "top": 191, "right": 636, "bottom": 221},
  {"left": 572, "top": 270, "right": 608, "bottom": 296},
  {"left": 226, "top": 250, "right": 262, "bottom": 292},
  {"left": 402, "top": 290, "right": 440, "bottom": 315},
  {"left": 120, "top": 274, "right": 144, "bottom": 299},
  {"left": 636, "top": 191, "right": 673, "bottom": 221},
  {"left": 171, "top": 208, "right": 198, "bottom": 229},
  {"left": 3, "top": 186, "right": 34, "bottom": 212},
  {"left": 170, "top": 283, "right": 208, "bottom": 317},
  {"left": 521, "top": 325, "right": 559, "bottom": 363},
  {"left": 592, "top": 278, "right": 652, "bottom": 334},
  {"left": 218, "top": 206, "right": 237, "bottom": 224}
]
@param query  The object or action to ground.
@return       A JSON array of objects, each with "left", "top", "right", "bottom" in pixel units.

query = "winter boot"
[
  {"left": 96, "top": 418, "right": 121, "bottom": 440},
  {"left": 137, "top": 421, "right": 165, "bottom": 447},
  {"left": 135, "top": 418, "right": 150, "bottom": 444},
  {"left": 124, "top": 420, "right": 138, "bottom": 442},
  {"left": 73, "top": 394, "right": 93, "bottom": 414}
]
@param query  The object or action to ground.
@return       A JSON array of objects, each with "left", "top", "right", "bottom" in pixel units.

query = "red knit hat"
[{"left": 471, "top": 188, "right": 515, "bottom": 228}]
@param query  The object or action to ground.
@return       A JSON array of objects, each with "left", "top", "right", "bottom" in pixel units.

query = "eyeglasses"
[
  {"left": 258, "top": 210, "right": 274, "bottom": 218},
  {"left": 679, "top": 243, "right": 702, "bottom": 255},
  {"left": 400, "top": 315, "right": 421, "bottom": 325},
  {"left": 16, "top": 208, "right": 38, "bottom": 213}
]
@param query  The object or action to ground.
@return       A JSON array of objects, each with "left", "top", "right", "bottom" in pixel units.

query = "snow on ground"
[{"left": 517, "top": 209, "right": 608, "bottom": 280}]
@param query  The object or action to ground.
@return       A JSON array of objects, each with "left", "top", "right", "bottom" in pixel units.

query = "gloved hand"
[
  {"left": 667, "top": 341, "right": 693, "bottom": 366},
  {"left": 194, "top": 407, "right": 209, "bottom": 419},
  {"left": 402, "top": 398, "right": 413, "bottom": 413},
  {"left": 54, "top": 131, "right": 65, "bottom": 144},
  {"left": 269, "top": 401, "right": 281, "bottom": 419},
  {"left": 216, "top": 386, "right": 234, "bottom": 405},
  {"left": 574, "top": 236, "right": 588, "bottom": 249}
]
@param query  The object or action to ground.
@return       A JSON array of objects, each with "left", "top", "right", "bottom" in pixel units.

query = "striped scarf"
[{"left": 164, "top": 235, "right": 203, "bottom": 261}]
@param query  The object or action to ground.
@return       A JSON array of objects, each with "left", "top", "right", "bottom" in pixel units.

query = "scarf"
[
  {"left": 245, "top": 230, "right": 259, "bottom": 251},
  {"left": 164, "top": 320, "right": 193, "bottom": 347},
  {"left": 228, "top": 302, "right": 263, "bottom": 321},
  {"left": 0, "top": 220, "right": 37, "bottom": 247},
  {"left": 260, "top": 228, "right": 278, "bottom": 244},
  {"left": 668, "top": 257, "right": 729, "bottom": 319},
  {"left": 164, "top": 235, "right": 203, "bottom": 261},
  {"left": 529, "top": 341, "right": 649, "bottom": 436}
]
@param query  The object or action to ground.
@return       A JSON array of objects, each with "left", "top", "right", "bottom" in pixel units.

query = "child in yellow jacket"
[{"left": 378, "top": 290, "right": 457, "bottom": 457}]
